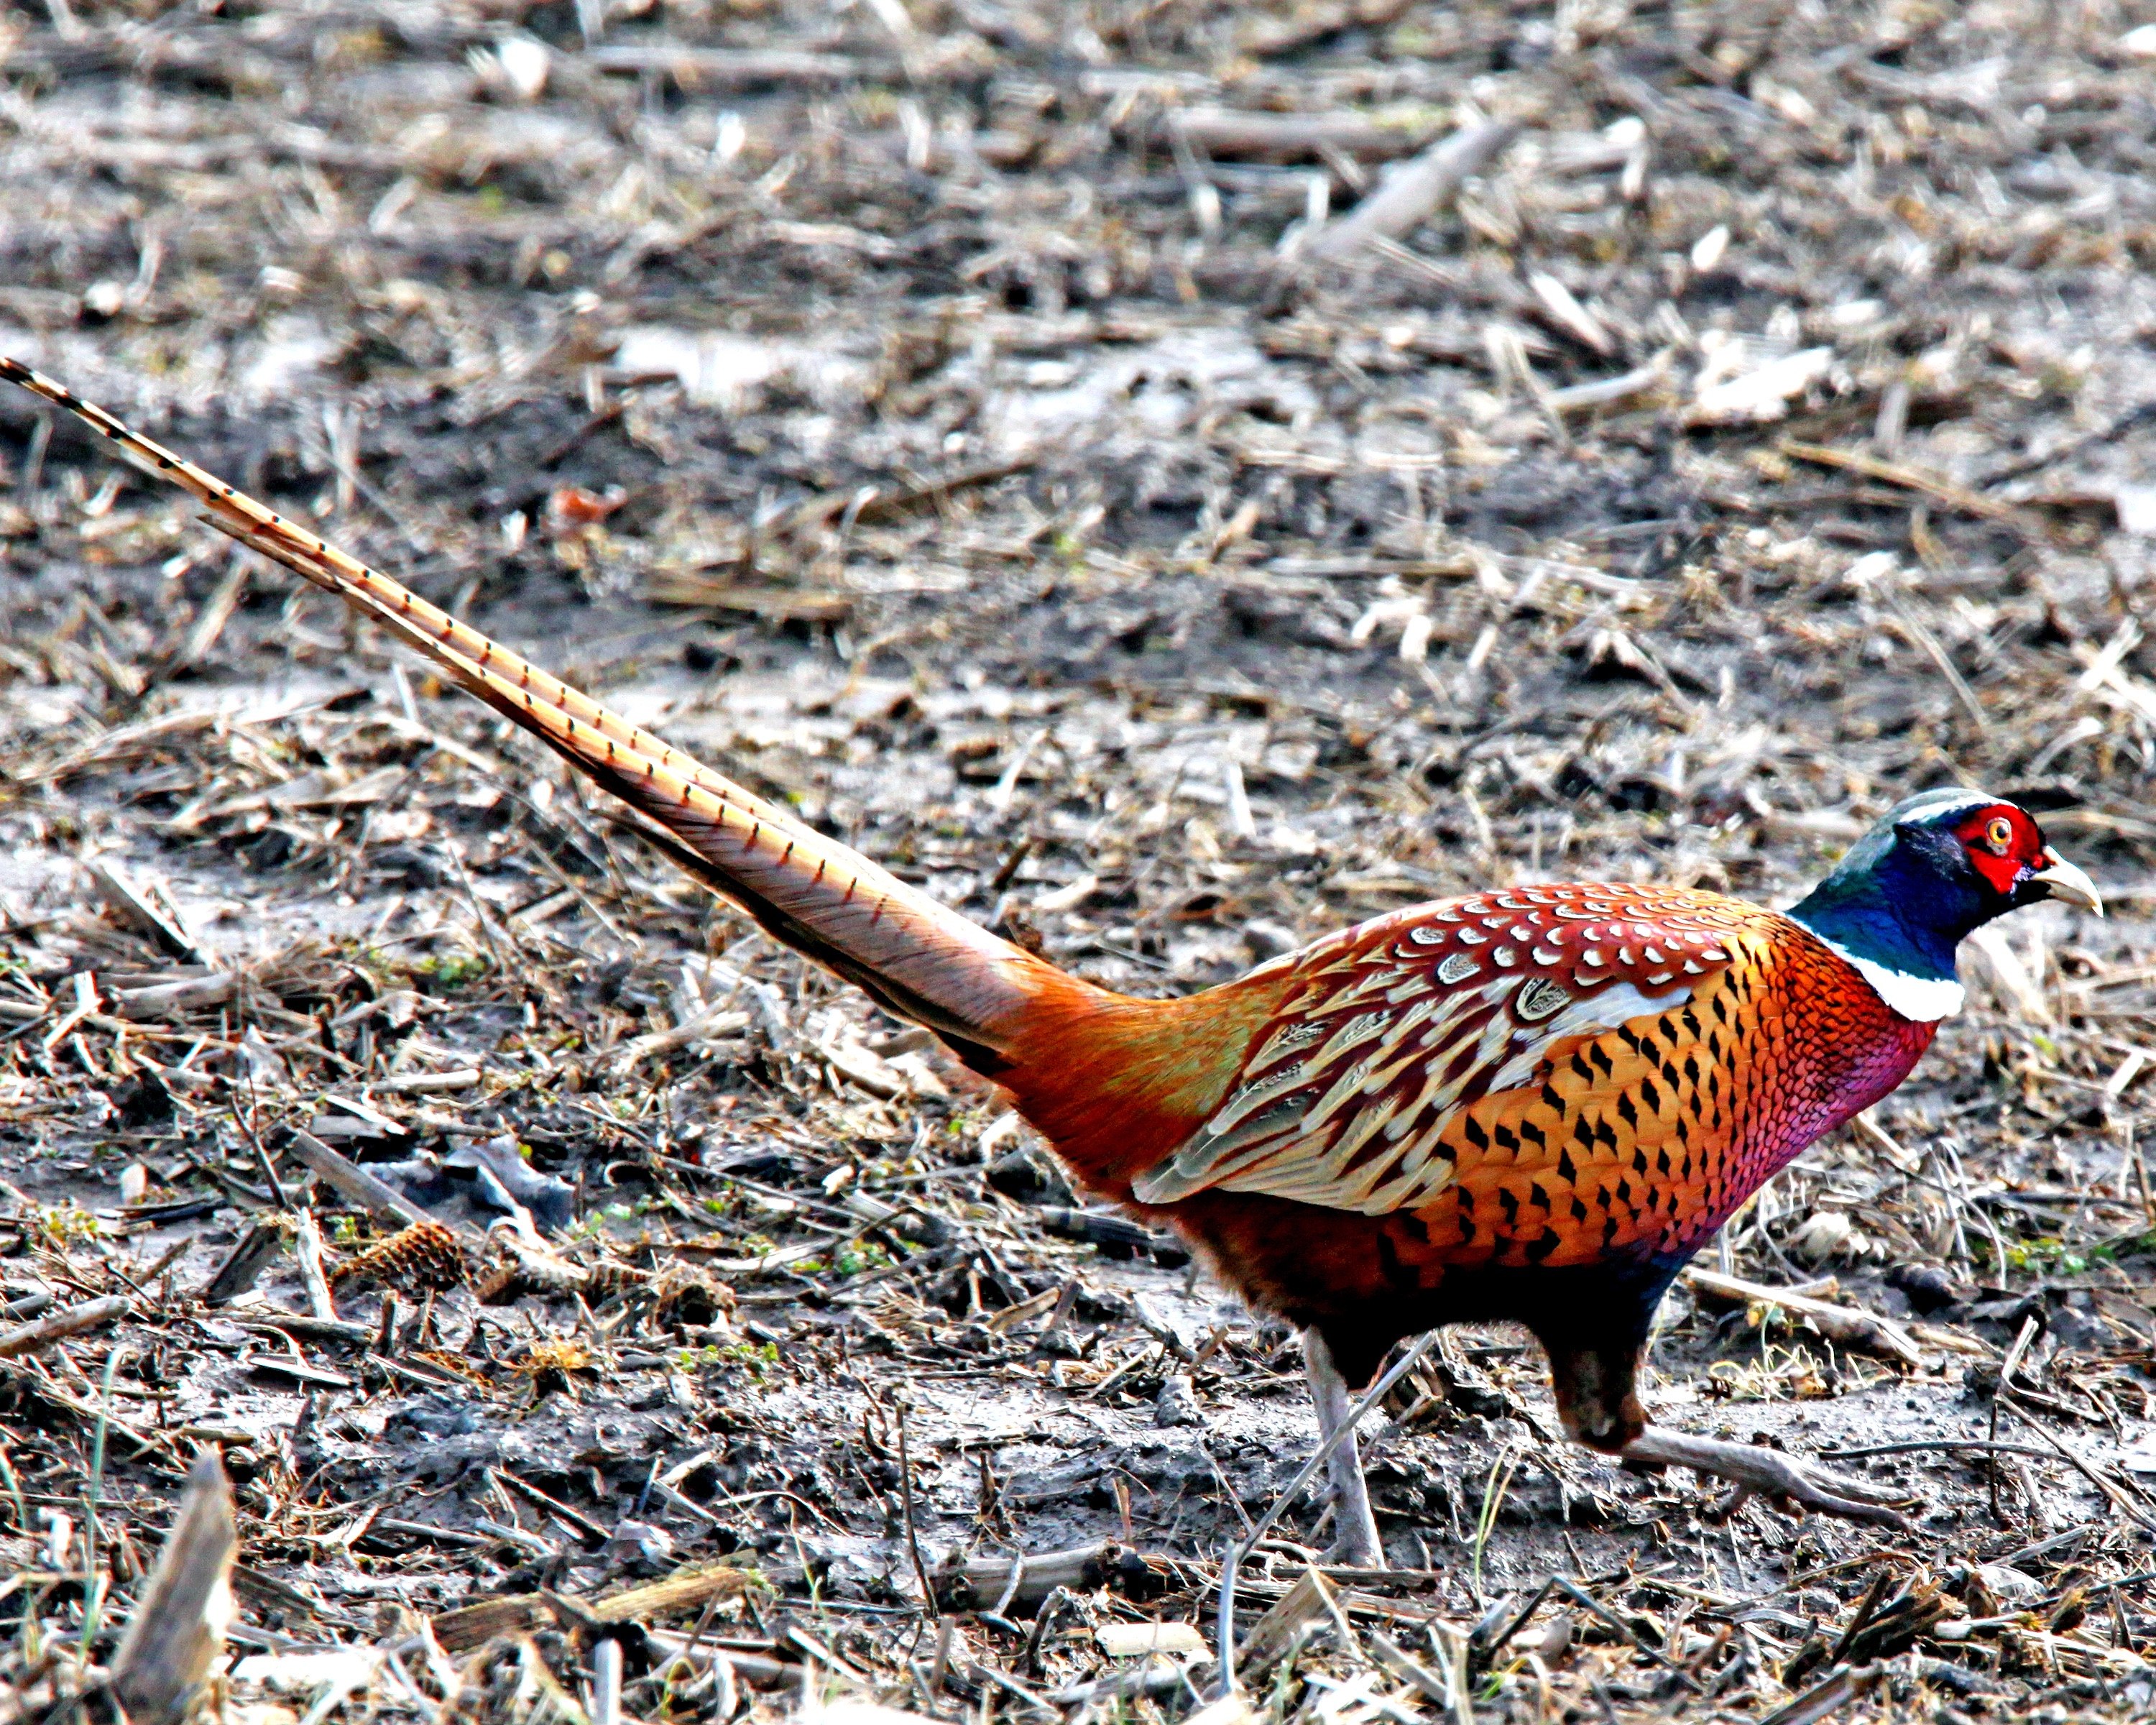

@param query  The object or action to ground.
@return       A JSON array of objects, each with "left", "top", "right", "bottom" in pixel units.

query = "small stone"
[
  {"left": 1787, "top": 1210, "right": 1859, "bottom": 1264},
  {"left": 490, "top": 35, "right": 551, "bottom": 101},
  {"left": 1977, "top": 1563, "right": 2040, "bottom": 1603},
  {"left": 1155, "top": 1373, "right": 1202, "bottom": 1427},
  {"left": 603, "top": 1519, "right": 674, "bottom": 1569},
  {"left": 2115, "top": 484, "right": 2156, "bottom": 537},
  {"left": 1098, "top": 1622, "right": 1209, "bottom": 1659}
]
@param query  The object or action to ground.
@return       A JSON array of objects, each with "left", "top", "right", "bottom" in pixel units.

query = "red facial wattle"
[
  {"left": 1970, "top": 847, "right": 2022, "bottom": 896},
  {"left": 1954, "top": 805, "right": 2038, "bottom": 897}
]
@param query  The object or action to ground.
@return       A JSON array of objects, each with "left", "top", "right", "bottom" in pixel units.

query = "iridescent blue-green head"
[{"left": 1788, "top": 789, "right": 2101, "bottom": 1019}]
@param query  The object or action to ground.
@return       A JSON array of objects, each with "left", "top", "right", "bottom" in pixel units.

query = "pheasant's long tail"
[{"left": 0, "top": 356, "right": 1088, "bottom": 1066}]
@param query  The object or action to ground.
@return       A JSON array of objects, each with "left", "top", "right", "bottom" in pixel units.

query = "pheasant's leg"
[
  {"left": 1303, "top": 1329, "right": 1385, "bottom": 1569},
  {"left": 1619, "top": 1428, "right": 1909, "bottom": 1527},
  {"left": 1540, "top": 1325, "right": 1909, "bottom": 1527},
  {"left": 1542, "top": 1329, "right": 1649, "bottom": 1452}
]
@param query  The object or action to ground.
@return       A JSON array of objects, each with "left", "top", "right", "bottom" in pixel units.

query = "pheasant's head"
[{"left": 1788, "top": 788, "right": 2101, "bottom": 1021}]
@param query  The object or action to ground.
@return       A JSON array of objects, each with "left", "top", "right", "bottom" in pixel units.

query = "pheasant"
[{"left": 4, "top": 359, "right": 2101, "bottom": 1560}]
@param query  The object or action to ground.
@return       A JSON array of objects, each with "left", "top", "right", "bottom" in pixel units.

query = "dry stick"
[
  {"left": 1879, "top": 576, "right": 1989, "bottom": 733},
  {"left": 0, "top": 1294, "right": 129, "bottom": 1359},
  {"left": 286, "top": 1128, "right": 475, "bottom": 1240},
  {"left": 1164, "top": 108, "right": 1430, "bottom": 162},
  {"left": 137, "top": 1236, "right": 194, "bottom": 1304},
  {"left": 926, "top": 1615, "right": 956, "bottom": 1701},
  {"left": 1819, "top": 1440, "right": 2062, "bottom": 1463},
  {"left": 234, "top": 1072, "right": 292, "bottom": 1210},
  {"left": 989, "top": 1551, "right": 1028, "bottom": 1620},
  {"left": 1549, "top": 1577, "right": 1700, "bottom": 1687},
  {"left": 440, "top": 835, "right": 511, "bottom": 975},
  {"left": 292, "top": 1210, "right": 337, "bottom": 1322},
  {"left": 110, "top": 1448, "right": 237, "bottom": 1725},
  {"left": 969, "top": 1657, "right": 1059, "bottom": 1719},
  {"left": 1759, "top": 1662, "right": 1885, "bottom": 1725},
  {"left": 937, "top": 1541, "right": 1142, "bottom": 1614},
  {"left": 591, "top": 1635, "right": 624, "bottom": 1725},
  {"left": 81, "top": 1341, "right": 128, "bottom": 1653},
  {"left": 1978, "top": 397, "right": 2156, "bottom": 489},
  {"left": 1197, "top": 1435, "right": 1258, "bottom": 1539},
  {"left": 584, "top": 42, "right": 860, "bottom": 87},
  {"left": 0, "top": 1445, "right": 27, "bottom": 1536},
  {"left": 894, "top": 1400, "right": 936, "bottom": 1611},
  {"left": 91, "top": 1243, "right": 157, "bottom": 1308},
  {"left": 1779, "top": 439, "right": 2035, "bottom": 525},
  {"left": 162, "top": 552, "right": 247, "bottom": 679},
  {"left": 1990, "top": 1313, "right": 2041, "bottom": 1522},
  {"left": 1470, "top": 1444, "right": 1524, "bottom": 1601},
  {"left": 1940, "top": 1137, "right": 2009, "bottom": 1282},
  {"left": 1997, "top": 1396, "right": 2156, "bottom": 1537},
  {"left": 492, "top": 1466, "right": 610, "bottom": 1543},
  {"left": 1826, "top": 1569, "right": 1892, "bottom": 1666},
  {"left": 1213, "top": 1330, "right": 1438, "bottom": 1693},
  {"left": 2127, "top": 1122, "right": 2156, "bottom": 1228},
  {"left": 1368, "top": 1629, "right": 1465, "bottom": 1724},
  {"left": 1307, "top": 119, "right": 1520, "bottom": 259},
  {"left": 1828, "top": 1427, "right": 2156, "bottom": 1537},
  {"left": 1680, "top": 1266, "right": 1923, "bottom": 1366}
]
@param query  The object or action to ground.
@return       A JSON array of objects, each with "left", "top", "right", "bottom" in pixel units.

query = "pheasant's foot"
[
  {"left": 1321, "top": 1504, "right": 1384, "bottom": 1571},
  {"left": 1322, "top": 1516, "right": 1385, "bottom": 1571},
  {"left": 1619, "top": 1428, "right": 1910, "bottom": 1528}
]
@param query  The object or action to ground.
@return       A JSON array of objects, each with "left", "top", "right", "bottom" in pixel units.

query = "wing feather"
[{"left": 1130, "top": 886, "right": 1757, "bottom": 1213}]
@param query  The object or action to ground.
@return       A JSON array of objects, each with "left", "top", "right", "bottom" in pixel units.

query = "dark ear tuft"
[{"left": 1893, "top": 818, "right": 1973, "bottom": 878}]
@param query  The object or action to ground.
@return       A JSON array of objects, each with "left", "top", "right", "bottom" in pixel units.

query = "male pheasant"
[{"left": 4, "top": 359, "right": 2101, "bottom": 1561}]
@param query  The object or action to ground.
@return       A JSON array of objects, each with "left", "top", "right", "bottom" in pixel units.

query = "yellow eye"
[{"left": 1985, "top": 816, "right": 2014, "bottom": 853}]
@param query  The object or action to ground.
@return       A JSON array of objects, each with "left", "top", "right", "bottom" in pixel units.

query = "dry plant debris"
[{"left": 4, "top": 0, "right": 2156, "bottom": 1720}]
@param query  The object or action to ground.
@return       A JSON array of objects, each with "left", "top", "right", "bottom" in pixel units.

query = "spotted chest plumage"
[
  {"left": 1420, "top": 930, "right": 1937, "bottom": 1271},
  {"left": 1132, "top": 883, "right": 1938, "bottom": 1275}
]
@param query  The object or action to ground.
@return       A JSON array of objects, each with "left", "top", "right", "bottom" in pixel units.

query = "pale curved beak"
[{"left": 2030, "top": 850, "right": 2103, "bottom": 916}]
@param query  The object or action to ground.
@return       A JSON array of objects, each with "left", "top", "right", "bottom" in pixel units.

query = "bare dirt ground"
[{"left": 5, "top": 0, "right": 2156, "bottom": 1719}]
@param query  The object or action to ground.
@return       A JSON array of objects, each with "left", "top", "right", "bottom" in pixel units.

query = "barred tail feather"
[{"left": 0, "top": 356, "right": 1077, "bottom": 1062}]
